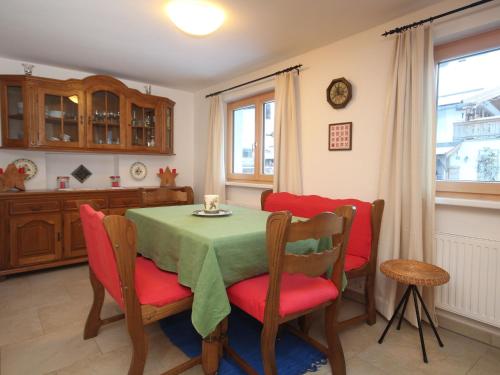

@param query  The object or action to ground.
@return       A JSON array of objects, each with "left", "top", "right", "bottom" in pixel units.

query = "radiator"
[{"left": 434, "top": 233, "right": 500, "bottom": 328}]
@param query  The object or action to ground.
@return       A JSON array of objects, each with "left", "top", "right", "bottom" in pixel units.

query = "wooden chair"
[
  {"left": 141, "top": 186, "right": 194, "bottom": 207},
  {"left": 261, "top": 189, "right": 385, "bottom": 329},
  {"left": 225, "top": 207, "right": 356, "bottom": 375},
  {"left": 79, "top": 204, "right": 200, "bottom": 375}
]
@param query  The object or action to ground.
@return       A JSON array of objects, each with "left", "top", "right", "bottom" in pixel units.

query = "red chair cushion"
[
  {"left": 80, "top": 205, "right": 192, "bottom": 309},
  {"left": 227, "top": 273, "right": 339, "bottom": 322},
  {"left": 80, "top": 205, "right": 123, "bottom": 307},
  {"left": 344, "top": 254, "right": 368, "bottom": 272},
  {"left": 134, "top": 257, "right": 192, "bottom": 307},
  {"left": 263, "top": 193, "right": 373, "bottom": 261}
]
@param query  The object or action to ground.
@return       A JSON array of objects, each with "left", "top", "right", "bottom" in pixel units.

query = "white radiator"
[{"left": 434, "top": 233, "right": 500, "bottom": 328}]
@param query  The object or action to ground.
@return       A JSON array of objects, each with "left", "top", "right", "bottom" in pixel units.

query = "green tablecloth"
[{"left": 126, "top": 204, "right": 339, "bottom": 337}]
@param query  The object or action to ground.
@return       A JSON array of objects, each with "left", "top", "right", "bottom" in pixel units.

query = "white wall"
[
  {"left": 193, "top": 0, "right": 500, "bottom": 206},
  {"left": 0, "top": 57, "right": 195, "bottom": 190}
]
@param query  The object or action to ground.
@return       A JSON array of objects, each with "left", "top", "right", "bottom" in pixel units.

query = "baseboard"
[
  {"left": 345, "top": 290, "right": 500, "bottom": 349},
  {"left": 437, "top": 308, "right": 500, "bottom": 349}
]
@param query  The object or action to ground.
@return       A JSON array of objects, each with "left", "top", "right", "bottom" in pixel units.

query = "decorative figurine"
[
  {"left": 157, "top": 167, "right": 177, "bottom": 187},
  {"left": 0, "top": 163, "right": 28, "bottom": 192}
]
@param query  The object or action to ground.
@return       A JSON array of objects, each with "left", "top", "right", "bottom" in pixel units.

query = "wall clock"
[
  {"left": 327, "top": 77, "right": 352, "bottom": 109},
  {"left": 130, "top": 162, "right": 147, "bottom": 180}
]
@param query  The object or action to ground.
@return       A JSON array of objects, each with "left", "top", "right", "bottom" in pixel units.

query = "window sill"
[
  {"left": 435, "top": 197, "right": 500, "bottom": 210},
  {"left": 225, "top": 181, "right": 273, "bottom": 189}
]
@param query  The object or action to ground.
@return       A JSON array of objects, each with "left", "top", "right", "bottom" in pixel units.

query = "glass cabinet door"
[
  {"left": 42, "top": 93, "right": 82, "bottom": 146},
  {"left": 129, "top": 102, "right": 160, "bottom": 151},
  {"left": 89, "top": 91, "right": 121, "bottom": 146},
  {"left": 164, "top": 106, "right": 173, "bottom": 154},
  {"left": 4, "top": 84, "right": 26, "bottom": 145}
]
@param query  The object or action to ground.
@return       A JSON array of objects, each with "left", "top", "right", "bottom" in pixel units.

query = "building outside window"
[{"left": 436, "top": 48, "right": 500, "bottom": 184}]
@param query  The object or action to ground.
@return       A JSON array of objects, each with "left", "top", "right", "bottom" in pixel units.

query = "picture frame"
[{"left": 329, "top": 122, "right": 352, "bottom": 151}]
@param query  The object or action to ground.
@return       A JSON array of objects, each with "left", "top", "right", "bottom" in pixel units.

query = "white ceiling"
[{"left": 0, "top": 0, "right": 438, "bottom": 91}]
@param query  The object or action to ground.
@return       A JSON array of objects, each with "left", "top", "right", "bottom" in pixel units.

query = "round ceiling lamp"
[{"left": 165, "top": 0, "right": 225, "bottom": 36}]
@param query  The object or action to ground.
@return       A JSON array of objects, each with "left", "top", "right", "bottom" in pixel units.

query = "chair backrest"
[
  {"left": 264, "top": 206, "right": 356, "bottom": 319},
  {"left": 261, "top": 190, "right": 384, "bottom": 264},
  {"left": 79, "top": 204, "right": 123, "bottom": 306},
  {"left": 142, "top": 187, "right": 192, "bottom": 207}
]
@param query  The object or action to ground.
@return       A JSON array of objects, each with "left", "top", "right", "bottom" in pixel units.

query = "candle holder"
[{"left": 157, "top": 166, "right": 178, "bottom": 187}]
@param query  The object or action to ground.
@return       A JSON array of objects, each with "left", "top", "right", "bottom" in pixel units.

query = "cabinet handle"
[
  {"left": 57, "top": 232, "right": 61, "bottom": 241},
  {"left": 80, "top": 115, "right": 84, "bottom": 124},
  {"left": 31, "top": 205, "right": 42, "bottom": 211}
]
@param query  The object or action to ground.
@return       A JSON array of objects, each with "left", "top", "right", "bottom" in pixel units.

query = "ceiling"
[{"left": 0, "top": 0, "right": 438, "bottom": 91}]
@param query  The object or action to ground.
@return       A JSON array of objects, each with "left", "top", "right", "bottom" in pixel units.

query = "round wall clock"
[
  {"left": 13, "top": 158, "right": 38, "bottom": 181},
  {"left": 327, "top": 77, "right": 352, "bottom": 109},
  {"left": 130, "top": 162, "right": 147, "bottom": 181}
]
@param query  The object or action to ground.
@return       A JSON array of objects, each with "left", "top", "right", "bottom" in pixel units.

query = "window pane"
[
  {"left": 436, "top": 49, "right": 500, "bottom": 182},
  {"left": 262, "top": 101, "right": 275, "bottom": 175},
  {"left": 232, "top": 105, "right": 255, "bottom": 174}
]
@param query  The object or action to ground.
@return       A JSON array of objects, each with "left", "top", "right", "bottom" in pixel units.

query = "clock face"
[{"left": 327, "top": 78, "right": 352, "bottom": 109}]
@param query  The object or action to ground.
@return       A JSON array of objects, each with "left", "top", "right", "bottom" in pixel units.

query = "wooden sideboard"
[
  {"left": 0, "top": 75, "right": 174, "bottom": 154},
  {"left": 0, "top": 186, "right": 193, "bottom": 277}
]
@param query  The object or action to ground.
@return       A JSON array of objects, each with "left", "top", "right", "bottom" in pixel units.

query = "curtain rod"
[
  {"left": 205, "top": 64, "right": 302, "bottom": 98},
  {"left": 382, "top": 0, "right": 495, "bottom": 36}
]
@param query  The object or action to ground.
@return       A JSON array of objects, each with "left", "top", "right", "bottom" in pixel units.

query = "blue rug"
[{"left": 159, "top": 308, "right": 326, "bottom": 375}]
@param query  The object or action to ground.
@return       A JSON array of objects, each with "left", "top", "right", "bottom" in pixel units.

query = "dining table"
[{"left": 125, "top": 203, "right": 342, "bottom": 373}]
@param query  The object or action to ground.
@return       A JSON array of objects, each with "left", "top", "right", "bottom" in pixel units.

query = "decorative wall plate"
[
  {"left": 13, "top": 158, "right": 38, "bottom": 181},
  {"left": 130, "top": 162, "right": 147, "bottom": 180}
]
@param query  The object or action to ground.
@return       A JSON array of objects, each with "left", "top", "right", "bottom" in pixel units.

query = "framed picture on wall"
[{"left": 329, "top": 122, "right": 352, "bottom": 151}]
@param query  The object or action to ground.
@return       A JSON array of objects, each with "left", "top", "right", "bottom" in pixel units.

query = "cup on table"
[{"left": 204, "top": 194, "right": 219, "bottom": 213}]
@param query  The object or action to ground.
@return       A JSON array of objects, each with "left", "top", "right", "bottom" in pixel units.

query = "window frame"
[
  {"left": 226, "top": 91, "right": 275, "bottom": 183},
  {"left": 434, "top": 28, "right": 500, "bottom": 200}
]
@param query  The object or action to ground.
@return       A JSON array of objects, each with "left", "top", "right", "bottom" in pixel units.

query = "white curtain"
[
  {"left": 204, "top": 95, "right": 226, "bottom": 202},
  {"left": 376, "top": 26, "right": 437, "bottom": 325},
  {"left": 273, "top": 71, "right": 303, "bottom": 193}
]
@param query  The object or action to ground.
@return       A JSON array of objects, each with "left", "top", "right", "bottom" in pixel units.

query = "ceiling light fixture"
[{"left": 165, "top": 0, "right": 225, "bottom": 36}]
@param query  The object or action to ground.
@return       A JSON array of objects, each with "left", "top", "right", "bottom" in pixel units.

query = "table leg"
[
  {"left": 414, "top": 286, "right": 444, "bottom": 347},
  {"left": 202, "top": 324, "right": 223, "bottom": 375},
  {"left": 378, "top": 285, "right": 412, "bottom": 344},
  {"left": 412, "top": 286, "right": 428, "bottom": 363}
]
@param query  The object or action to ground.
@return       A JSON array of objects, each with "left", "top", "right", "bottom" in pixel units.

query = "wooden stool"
[{"left": 378, "top": 259, "right": 450, "bottom": 363}]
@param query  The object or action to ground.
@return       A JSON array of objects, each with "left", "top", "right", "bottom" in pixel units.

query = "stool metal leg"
[
  {"left": 414, "top": 286, "right": 444, "bottom": 347},
  {"left": 412, "top": 286, "right": 428, "bottom": 363},
  {"left": 397, "top": 287, "right": 411, "bottom": 330},
  {"left": 378, "top": 285, "right": 412, "bottom": 344}
]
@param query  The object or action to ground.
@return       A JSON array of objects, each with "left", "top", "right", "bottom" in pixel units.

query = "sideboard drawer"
[
  {"left": 63, "top": 198, "right": 107, "bottom": 211},
  {"left": 109, "top": 195, "right": 141, "bottom": 208},
  {"left": 10, "top": 200, "right": 61, "bottom": 215}
]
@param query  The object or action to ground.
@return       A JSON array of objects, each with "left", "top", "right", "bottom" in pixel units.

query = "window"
[
  {"left": 226, "top": 92, "right": 275, "bottom": 182},
  {"left": 435, "top": 28, "right": 500, "bottom": 198}
]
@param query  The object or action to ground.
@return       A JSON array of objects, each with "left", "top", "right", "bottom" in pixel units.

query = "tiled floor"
[{"left": 0, "top": 264, "right": 498, "bottom": 375}]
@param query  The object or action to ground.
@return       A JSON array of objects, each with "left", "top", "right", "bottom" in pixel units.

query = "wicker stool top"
[{"left": 380, "top": 259, "right": 450, "bottom": 287}]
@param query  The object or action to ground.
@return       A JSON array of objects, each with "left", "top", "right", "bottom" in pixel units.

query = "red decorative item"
[
  {"left": 0, "top": 168, "right": 3, "bottom": 174},
  {"left": 172, "top": 168, "right": 177, "bottom": 174},
  {"left": 159, "top": 168, "right": 164, "bottom": 174},
  {"left": 18, "top": 167, "right": 25, "bottom": 174}
]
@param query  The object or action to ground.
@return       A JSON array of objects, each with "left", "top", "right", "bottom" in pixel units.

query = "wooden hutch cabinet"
[
  {"left": 0, "top": 186, "right": 193, "bottom": 277},
  {"left": 0, "top": 75, "right": 175, "bottom": 154}
]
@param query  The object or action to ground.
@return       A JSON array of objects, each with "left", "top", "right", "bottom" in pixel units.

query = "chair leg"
[
  {"left": 83, "top": 268, "right": 105, "bottom": 339},
  {"left": 298, "top": 314, "right": 312, "bottom": 335},
  {"left": 365, "top": 274, "right": 377, "bottom": 326},
  {"left": 127, "top": 315, "right": 148, "bottom": 375},
  {"left": 260, "top": 321, "right": 279, "bottom": 375},
  {"left": 325, "top": 302, "right": 346, "bottom": 375}
]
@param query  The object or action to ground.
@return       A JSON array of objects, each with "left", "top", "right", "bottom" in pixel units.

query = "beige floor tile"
[
  {"left": 1, "top": 324, "right": 100, "bottom": 375},
  {"left": 467, "top": 347, "right": 500, "bottom": 375},
  {"left": 54, "top": 346, "right": 132, "bottom": 375},
  {"left": 0, "top": 307, "right": 43, "bottom": 346}
]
